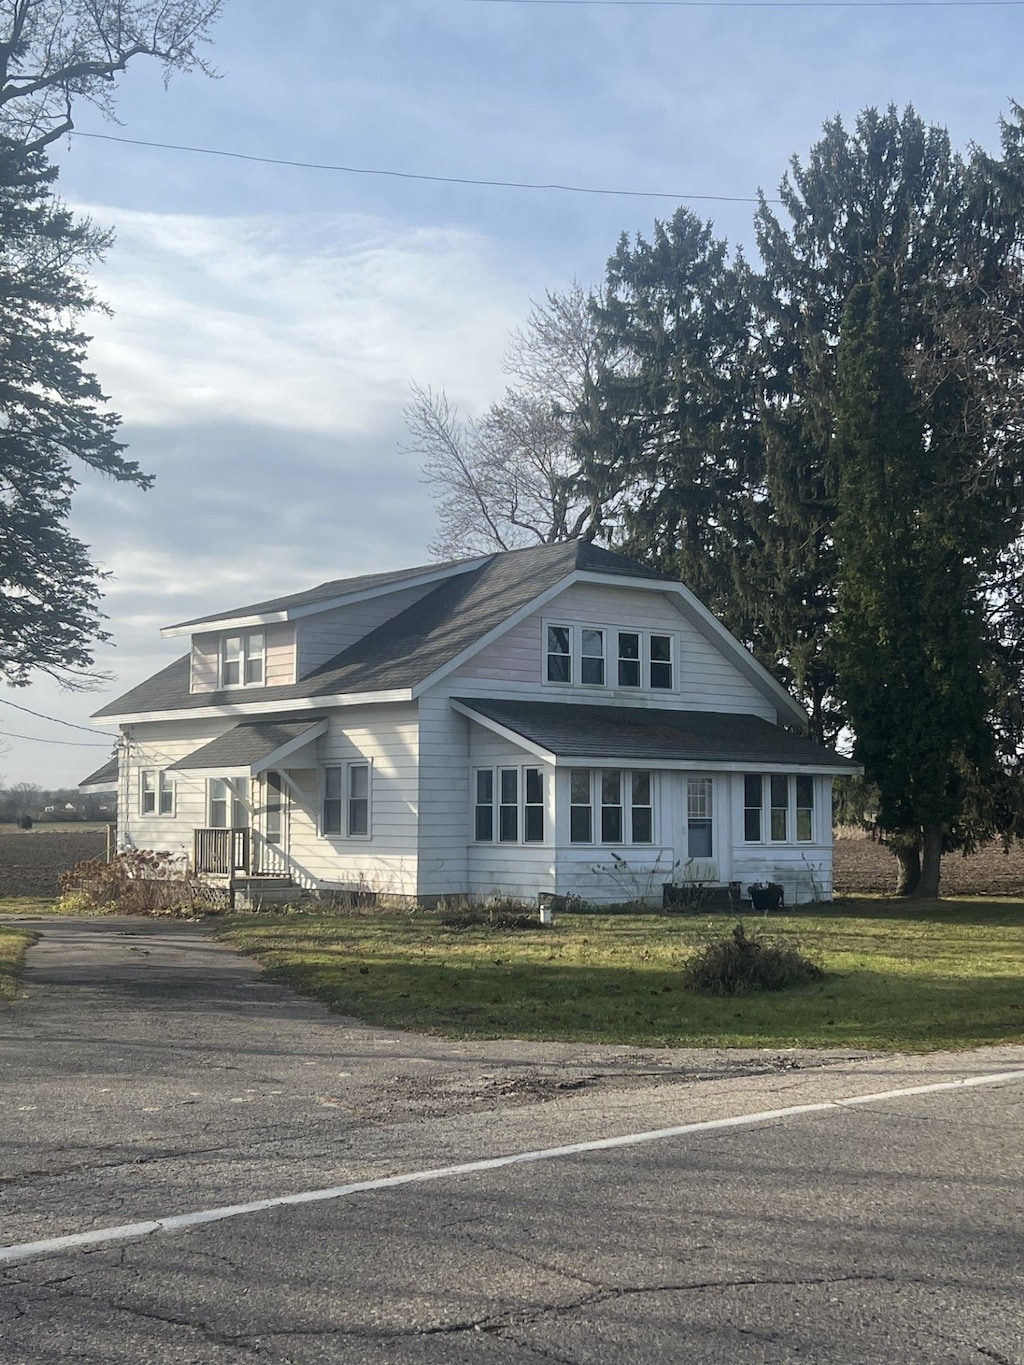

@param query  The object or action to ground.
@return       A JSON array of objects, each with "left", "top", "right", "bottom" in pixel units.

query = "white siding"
[
  {"left": 265, "top": 623, "right": 296, "bottom": 686},
  {"left": 295, "top": 583, "right": 439, "bottom": 678},
  {"left": 190, "top": 624, "right": 296, "bottom": 692},
  {"left": 283, "top": 703, "right": 420, "bottom": 896},
  {"left": 190, "top": 634, "right": 220, "bottom": 693},
  {"left": 448, "top": 581, "right": 776, "bottom": 718},
  {"left": 415, "top": 693, "right": 471, "bottom": 898},
  {"left": 120, "top": 718, "right": 234, "bottom": 858},
  {"left": 464, "top": 726, "right": 555, "bottom": 901}
]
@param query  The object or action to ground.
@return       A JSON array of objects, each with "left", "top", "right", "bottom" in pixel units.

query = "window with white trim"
[
  {"left": 473, "top": 766, "right": 546, "bottom": 844},
  {"left": 543, "top": 623, "right": 678, "bottom": 692},
  {"left": 617, "top": 631, "right": 641, "bottom": 687},
  {"left": 221, "top": 630, "right": 265, "bottom": 688},
  {"left": 140, "top": 769, "right": 173, "bottom": 816},
  {"left": 580, "top": 628, "right": 605, "bottom": 685},
  {"left": 208, "top": 777, "right": 249, "bottom": 829},
  {"left": 743, "top": 774, "right": 816, "bottom": 845},
  {"left": 649, "top": 633, "right": 674, "bottom": 689},
  {"left": 322, "top": 762, "right": 372, "bottom": 838},
  {"left": 546, "top": 625, "right": 571, "bottom": 683},
  {"left": 569, "top": 769, "right": 655, "bottom": 845}
]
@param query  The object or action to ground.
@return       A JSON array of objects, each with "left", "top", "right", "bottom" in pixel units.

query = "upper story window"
[
  {"left": 544, "top": 622, "right": 677, "bottom": 692},
  {"left": 547, "top": 626, "right": 571, "bottom": 683},
  {"left": 221, "top": 631, "right": 265, "bottom": 688}
]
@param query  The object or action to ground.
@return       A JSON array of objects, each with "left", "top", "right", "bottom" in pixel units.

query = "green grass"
[
  {"left": 218, "top": 897, "right": 1024, "bottom": 1051},
  {"left": 0, "top": 896, "right": 61, "bottom": 916},
  {"left": 0, "top": 925, "right": 37, "bottom": 1001}
]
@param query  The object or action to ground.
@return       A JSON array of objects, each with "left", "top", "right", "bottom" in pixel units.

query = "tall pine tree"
[{"left": 0, "top": 139, "right": 150, "bottom": 685}]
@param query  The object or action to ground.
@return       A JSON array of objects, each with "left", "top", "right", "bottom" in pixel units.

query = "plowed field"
[
  {"left": 834, "top": 828, "right": 1024, "bottom": 896},
  {"left": 0, "top": 827, "right": 109, "bottom": 898},
  {"left": 1, "top": 826, "right": 1022, "bottom": 902}
]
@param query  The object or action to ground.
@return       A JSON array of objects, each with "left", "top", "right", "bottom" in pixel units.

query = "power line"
[
  {"left": 0, "top": 729, "right": 110, "bottom": 747},
  {"left": 0, "top": 697, "right": 110, "bottom": 736},
  {"left": 71, "top": 132, "right": 777, "bottom": 204},
  {"left": 456, "top": 1, "right": 1024, "bottom": 6}
]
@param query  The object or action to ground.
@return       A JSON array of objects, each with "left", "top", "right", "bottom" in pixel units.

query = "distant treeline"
[{"left": 0, "top": 785, "right": 116, "bottom": 825}]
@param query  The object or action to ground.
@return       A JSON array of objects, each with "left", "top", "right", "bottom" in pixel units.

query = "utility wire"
[
  {"left": 71, "top": 132, "right": 777, "bottom": 204},
  {"left": 0, "top": 697, "right": 111, "bottom": 736},
  {"left": 0, "top": 729, "right": 110, "bottom": 747},
  {"left": 457, "top": 1, "right": 1024, "bottom": 7}
]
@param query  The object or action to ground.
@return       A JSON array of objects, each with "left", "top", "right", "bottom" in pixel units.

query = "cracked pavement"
[{"left": 1, "top": 915, "right": 1023, "bottom": 1363}]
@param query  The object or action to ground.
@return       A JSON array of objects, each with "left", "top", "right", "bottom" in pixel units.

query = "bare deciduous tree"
[
  {"left": 0, "top": 0, "right": 225, "bottom": 149},
  {"left": 405, "top": 283, "right": 606, "bottom": 560}
]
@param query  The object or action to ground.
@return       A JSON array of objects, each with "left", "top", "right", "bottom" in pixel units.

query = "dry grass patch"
[{"left": 0, "top": 926, "right": 36, "bottom": 1001}]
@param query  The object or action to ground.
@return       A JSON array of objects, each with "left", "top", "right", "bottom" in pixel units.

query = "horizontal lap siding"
[
  {"left": 416, "top": 694, "right": 471, "bottom": 897},
  {"left": 190, "top": 634, "right": 220, "bottom": 693},
  {"left": 295, "top": 584, "right": 438, "bottom": 678},
  {"left": 449, "top": 582, "right": 775, "bottom": 717},
  {"left": 121, "top": 719, "right": 235, "bottom": 857},
  {"left": 286, "top": 704, "right": 420, "bottom": 896},
  {"left": 265, "top": 624, "right": 296, "bottom": 686}
]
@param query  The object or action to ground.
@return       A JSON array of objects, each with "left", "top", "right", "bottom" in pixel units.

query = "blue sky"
[{"left": 6, "top": 0, "right": 1024, "bottom": 786}]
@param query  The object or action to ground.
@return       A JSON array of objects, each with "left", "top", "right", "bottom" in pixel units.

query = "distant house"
[{"left": 91, "top": 540, "right": 857, "bottom": 905}]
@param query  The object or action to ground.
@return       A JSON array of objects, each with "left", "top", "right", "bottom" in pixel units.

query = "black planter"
[{"left": 748, "top": 883, "right": 784, "bottom": 913}]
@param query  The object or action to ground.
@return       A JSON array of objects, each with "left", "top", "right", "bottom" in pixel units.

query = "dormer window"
[
  {"left": 221, "top": 631, "right": 265, "bottom": 688},
  {"left": 580, "top": 628, "right": 605, "bottom": 685},
  {"left": 547, "top": 626, "right": 572, "bottom": 683},
  {"left": 543, "top": 621, "right": 678, "bottom": 692}
]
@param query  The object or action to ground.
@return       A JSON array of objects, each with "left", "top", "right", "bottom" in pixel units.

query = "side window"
[
  {"left": 140, "top": 770, "right": 173, "bottom": 817},
  {"left": 524, "top": 768, "right": 545, "bottom": 842},
  {"left": 618, "top": 631, "right": 641, "bottom": 687},
  {"left": 649, "top": 634, "right": 673, "bottom": 689},
  {"left": 600, "top": 771, "right": 623, "bottom": 843},
  {"left": 221, "top": 631, "right": 264, "bottom": 688},
  {"left": 474, "top": 769, "right": 494, "bottom": 842},
  {"left": 743, "top": 774, "right": 763, "bottom": 841},
  {"left": 630, "top": 772, "right": 653, "bottom": 843},
  {"left": 570, "top": 769, "right": 592, "bottom": 843},
  {"left": 770, "top": 774, "right": 789, "bottom": 841},
  {"left": 348, "top": 763, "right": 370, "bottom": 837},
  {"left": 209, "top": 777, "right": 249, "bottom": 829},
  {"left": 499, "top": 769, "right": 519, "bottom": 841},
  {"left": 796, "top": 776, "right": 815, "bottom": 842},
  {"left": 546, "top": 626, "right": 571, "bottom": 683},
  {"left": 580, "top": 628, "right": 605, "bottom": 685},
  {"left": 323, "top": 767, "right": 342, "bottom": 834}
]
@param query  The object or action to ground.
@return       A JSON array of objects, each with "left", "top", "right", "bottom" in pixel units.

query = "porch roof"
[
  {"left": 452, "top": 699, "right": 860, "bottom": 772},
  {"left": 167, "top": 718, "right": 327, "bottom": 775}
]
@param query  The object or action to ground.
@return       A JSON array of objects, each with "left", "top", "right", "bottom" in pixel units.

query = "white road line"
[{"left": 3, "top": 1066, "right": 1023, "bottom": 1267}]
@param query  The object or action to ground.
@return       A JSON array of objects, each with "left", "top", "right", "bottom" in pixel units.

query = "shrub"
[
  {"left": 681, "top": 921, "right": 825, "bottom": 996},
  {"left": 57, "top": 850, "right": 226, "bottom": 917},
  {"left": 18, "top": 815, "right": 32, "bottom": 830}
]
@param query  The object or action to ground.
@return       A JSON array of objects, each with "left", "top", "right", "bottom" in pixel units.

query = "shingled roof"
[
  {"left": 453, "top": 699, "right": 859, "bottom": 770},
  {"left": 94, "top": 541, "right": 675, "bottom": 720}
]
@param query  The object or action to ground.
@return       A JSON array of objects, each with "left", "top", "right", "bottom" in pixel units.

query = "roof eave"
[
  {"left": 160, "top": 557, "right": 491, "bottom": 638},
  {"left": 91, "top": 688, "right": 415, "bottom": 725}
]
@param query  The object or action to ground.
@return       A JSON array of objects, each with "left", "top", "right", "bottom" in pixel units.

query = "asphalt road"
[{"left": 1, "top": 916, "right": 1022, "bottom": 1364}]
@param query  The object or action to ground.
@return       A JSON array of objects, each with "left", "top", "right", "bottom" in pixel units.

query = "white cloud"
[{"left": 78, "top": 207, "right": 529, "bottom": 432}]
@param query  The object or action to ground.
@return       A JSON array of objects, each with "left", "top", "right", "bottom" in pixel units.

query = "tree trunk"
[
  {"left": 893, "top": 842, "right": 921, "bottom": 896},
  {"left": 912, "top": 823, "right": 943, "bottom": 899}
]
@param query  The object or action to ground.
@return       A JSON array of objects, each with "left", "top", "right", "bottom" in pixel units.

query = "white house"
[{"left": 91, "top": 540, "right": 858, "bottom": 906}]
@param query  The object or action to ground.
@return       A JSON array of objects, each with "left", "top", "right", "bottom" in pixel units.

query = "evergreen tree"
[
  {"left": 831, "top": 270, "right": 994, "bottom": 897},
  {"left": 0, "top": 140, "right": 150, "bottom": 685}
]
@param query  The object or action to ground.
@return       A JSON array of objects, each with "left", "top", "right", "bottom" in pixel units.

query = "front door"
[
  {"left": 256, "top": 770, "right": 289, "bottom": 874},
  {"left": 685, "top": 776, "right": 715, "bottom": 870}
]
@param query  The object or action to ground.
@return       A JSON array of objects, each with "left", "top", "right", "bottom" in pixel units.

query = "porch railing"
[{"left": 193, "top": 827, "right": 250, "bottom": 876}]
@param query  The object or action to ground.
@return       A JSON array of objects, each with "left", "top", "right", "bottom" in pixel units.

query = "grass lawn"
[
  {"left": 0, "top": 925, "right": 37, "bottom": 1002},
  {"left": 0, "top": 897, "right": 60, "bottom": 916},
  {"left": 218, "top": 897, "right": 1024, "bottom": 1051}
]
